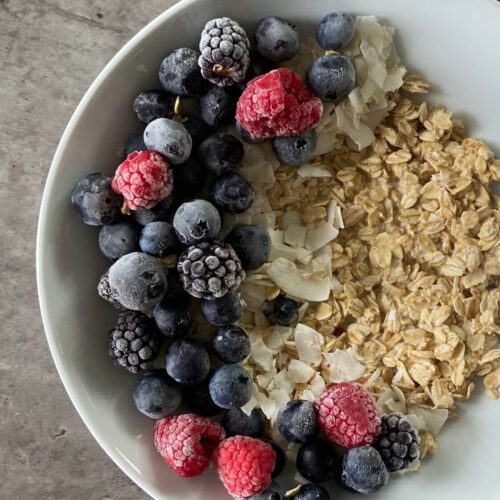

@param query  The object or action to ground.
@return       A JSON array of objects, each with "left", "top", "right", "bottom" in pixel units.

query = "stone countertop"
[{"left": 0, "top": 1, "right": 177, "bottom": 498}]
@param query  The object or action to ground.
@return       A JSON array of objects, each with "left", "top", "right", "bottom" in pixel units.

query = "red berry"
[
  {"left": 112, "top": 150, "right": 173, "bottom": 210},
  {"left": 315, "top": 382, "right": 381, "bottom": 448},
  {"left": 236, "top": 68, "right": 323, "bottom": 139},
  {"left": 154, "top": 413, "right": 225, "bottom": 478},
  {"left": 213, "top": 436, "right": 276, "bottom": 498}
]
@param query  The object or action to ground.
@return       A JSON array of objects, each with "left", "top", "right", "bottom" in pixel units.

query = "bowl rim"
[{"left": 36, "top": 1, "right": 197, "bottom": 498}]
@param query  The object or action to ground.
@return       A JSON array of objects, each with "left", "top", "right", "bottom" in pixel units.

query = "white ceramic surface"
[{"left": 37, "top": 1, "right": 500, "bottom": 499}]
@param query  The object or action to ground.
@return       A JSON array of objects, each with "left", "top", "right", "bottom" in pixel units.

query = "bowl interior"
[{"left": 37, "top": 0, "right": 500, "bottom": 499}]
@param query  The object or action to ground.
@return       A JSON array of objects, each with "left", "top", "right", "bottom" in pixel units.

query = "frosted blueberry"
[{"left": 144, "top": 118, "right": 192, "bottom": 165}]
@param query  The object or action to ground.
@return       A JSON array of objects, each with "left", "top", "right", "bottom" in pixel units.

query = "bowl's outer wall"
[{"left": 37, "top": 0, "right": 500, "bottom": 499}]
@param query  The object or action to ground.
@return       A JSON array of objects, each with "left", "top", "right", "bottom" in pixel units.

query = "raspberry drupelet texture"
[
  {"left": 154, "top": 413, "right": 225, "bottom": 478},
  {"left": 112, "top": 150, "right": 173, "bottom": 210},
  {"left": 213, "top": 436, "right": 276, "bottom": 498},
  {"left": 316, "top": 382, "right": 381, "bottom": 448},
  {"left": 236, "top": 68, "right": 323, "bottom": 139}
]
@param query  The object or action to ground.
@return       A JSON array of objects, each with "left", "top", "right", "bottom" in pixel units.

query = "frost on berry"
[{"left": 236, "top": 68, "right": 323, "bottom": 139}]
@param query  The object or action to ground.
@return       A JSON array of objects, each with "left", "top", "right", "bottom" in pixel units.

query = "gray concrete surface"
[{"left": 0, "top": 1, "right": 178, "bottom": 498}]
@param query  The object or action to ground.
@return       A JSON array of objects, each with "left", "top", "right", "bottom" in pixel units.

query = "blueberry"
[
  {"left": 198, "top": 133, "right": 244, "bottom": 175},
  {"left": 277, "top": 400, "right": 318, "bottom": 443},
  {"left": 173, "top": 157, "right": 205, "bottom": 199},
  {"left": 340, "top": 445, "right": 389, "bottom": 494},
  {"left": 209, "top": 364, "right": 252, "bottom": 409},
  {"left": 296, "top": 439, "right": 339, "bottom": 483},
  {"left": 255, "top": 16, "right": 299, "bottom": 62},
  {"left": 212, "top": 325, "right": 250, "bottom": 362},
  {"left": 210, "top": 172, "right": 254, "bottom": 214},
  {"left": 273, "top": 130, "right": 317, "bottom": 166},
  {"left": 269, "top": 442, "right": 286, "bottom": 478},
  {"left": 98, "top": 222, "right": 140, "bottom": 260},
  {"left": 248, "top": 481, "right": 285, "bottom": 500},
  {"left": 163, "top": 269, "right": 192, "bottom": 306},
  {"left": 139, "top": 221, "right": 178, "bottom": 257},
  {"left": 173, "top": 199, "right": 221, "bottom": 245},
  {"left": 244, "top": 50, "right": 277, "bottom": 82},
  {"left": 236, "top": 121, "right": 266, "bottom": 144},
  {"left": 316, "top": 12, "right": 355, "bottom": 51},
  {"left": 125, "top": 132, "right": 147, "bottom": 156},
  {"left": 153, "top": 298, "right": 191, "bottom": 338},
  {"left": 222, "top": 408, "right": 265, "bottom": 437},
  {"left": 183, "top": 118, "right": 215, "bottom": 148},
  {"left": 133, "top": 90, "right": 175, "bottom": 124},
  {"left": 199, "top": 86, "right": 238, "bottom": 127},
  {"left": 108, "top": 252, "right": 167, "bottom": 310},
  {"left": 165, "top": 337, "right": 210, "bottom": 385},
  {"left": 306, "top": 55, "right": 355, "bottom": 102},
  {"left": 201, "top": 292, "right": 243, "bottom": 326},
  {"left": 131, "top": 196, "right": 173, "bottom": 226},
  {"left": 71, "top": 173, "right": 122, "bottom": 226},
  {"left": 159, "top": 48, "right": 205, "bottom": 97},
  {"left": 183, "top": 376, "right": 221, "bottom": 417},
  {"left": 144, "top": 118, "right": 192, "bottom": 165},
  {"left": 225, "top": 225, "right": 271, "bottom": 270},
  {"left": 133, "top": 369, "right": 182, "bottom": 419},
  {"left": 294, "top": 484, "right": 330, "bottom": 500},
  {"left": 264, "top": 294, "right": 299, "bottom": 326}
]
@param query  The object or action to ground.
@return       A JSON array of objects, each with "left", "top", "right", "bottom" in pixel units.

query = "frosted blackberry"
[
  {"left": 272, "top": 130, "right": 317, "bottom": 166},
  {"left": 198, "top": 17, "right": 250, "bottom": 86},
  {"left": 255, "top": 16, "right": 299, "bottom": 62},
  {"left": 108, "top": 311, "right": 161, "bottom": 373},
  {"left": 159, "top": 47, "right": 205, "bottom": 97},
  {"left": 133, "top": 90, "right": 175, "bottom": 124},
  {"left": 177, "top": 240, "right": 245, "bottom": 300},
  {"left": 374, "top": 413, "right": 420, "bottom": 472},
  {"left": 97, "top": 271, "right": 126, "bottom": 309},
  {"left": 199, "top": 86, "right": 239, "bottom": 127}
]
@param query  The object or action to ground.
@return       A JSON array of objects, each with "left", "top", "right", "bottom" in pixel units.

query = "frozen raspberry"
[
  {"left": 213, "top": 436, "right": 276, "bottom": 498},
  {"left": 316, "top": 382, "right": 381, "bottom": 448},
  {"left": 236, "top": 68, "right": 323, "bottom": 139},
  {"left": 154, "top": 413, "right": 225, "bottom": 478},
  {"left": 112, "top": 150, "right": 173, "bottom": 210}
]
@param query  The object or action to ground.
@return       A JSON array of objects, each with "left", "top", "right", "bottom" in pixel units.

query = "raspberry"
[
  {"left": 112, "top": 150, "right": 173, "bottom": 210},
  {"left": 213, "top": 436, "right": 276, "bottom": 498},
  {"left": 154, "top": 413, "right": 225, "bottom": 478},
  {"left": 315, "top": 382, "right": 381, "bottom": 448},
  {"left": 236, "top": 68, "right": 323, "bottom": 139}
]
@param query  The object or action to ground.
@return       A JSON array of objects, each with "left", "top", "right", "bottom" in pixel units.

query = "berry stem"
[
  {"left": 285, "top": 485, "right": 301, "bottom": 497},
  {"left": 212, "top": 63, "right": 233, "bottom": 77}
]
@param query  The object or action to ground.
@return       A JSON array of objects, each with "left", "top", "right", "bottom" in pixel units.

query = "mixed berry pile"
[{"left": 71, "top": 12, "right": 421, "bottom": 499}]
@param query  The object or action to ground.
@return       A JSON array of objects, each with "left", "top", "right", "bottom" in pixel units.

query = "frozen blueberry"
[
  {"left": 225, "top": 225, "right": 271, "bottom": 270},
  {"left": 201, "top": 292, "right": 243, "bottom": 326},
  {"left": 244, "top": 50, "right": 277, "bottom": 83},
  {"left": 183, "top": 376, "right": 221, "bottom": 417},
  {"left": 98, "top": 222, "right": 140, "bottom": 261},
  {"left": 255, "top": 16, "right": 299, "bottom": 62},
  {"left": 165, "top": 338, "right": 210, "bottom": 386},
  {"left": 133, "top": 369, "right": 182, "bottom": 419},
  {"left": 173, "top": 199, "right": 221, "bottom": 245},
  {"left": 108, "top": 252, "right": 167, "bottom": 310},
  {"left": 340, "top": 445, "right": 389, "bottom": 494},
  {"left": 212, "top": 325, "right": 250, "bottom": 362},
  {"left": 296, "top": 439, "right": 340, "bottom": 483},
  {"left": 248, "top": 481, "right": 285, "bottom": 500},
  {"left": 236, "top": 121, "right": 266, "bottom": 144},
  {"left": 277, "top": 399, "right": 318, "bottom": 443},
  {"left": 163, "top": 269, "right": 191, "bottom": 306},
  {"left": 133, "top": 90, "right": 175, "bottom": 124},
  {"left": 273, "top": 130, "right": 317, "bottom": 166},
  {"left": 210, "top": 172, "right": 254, "bottom": 214},
  {"left": 71, "top": 173, "right": 122, "bottom": 226},
  {"left": 269, "top": 442, "right": 286, "bottom": 478},
  {"left": 209, "top": 364, "right": 253, "bottom": 409},
  {"left": 139, "top": 221, "right": 178, "bottom": 257},
  {"left": 173, "top": 157, "right": 205, "bottom": 199},
  {"left": 153, "top": 298, "right": 191, "bottom": 338},
  {"left": 144, "top": 118, "right": 192, "bottom": 165},
  {"left": 306, "top": 55, "right": 355, "bottom": 102},
  {"left": 159, "top": 48, "right": 205, "bottom": 97},
  {"left": 294, "top": 484, "right": 330, "bottom": 500},
  {"left": 198, "top": 133, "right": 244, "bottom": 175},
  {"left": 131, "top": 196, "right": 173, "bottom": 226},
  {"left": 316, "top": 12, "right": 355, "bottom": 51},
  {"left": 222, "top": 408, "right": 265, "bottom": 437},
  {"left": 183, "top": 118, "right": 215, "bottom": 148},
  {"left": 125, "top": 132, "right": 147, "bottom": 156},
  {"left": 199, "top": 86, "right": 239, "bottom": 127},
  {"left": 264, "top": 294, "right": 299, "bottom": 326}
]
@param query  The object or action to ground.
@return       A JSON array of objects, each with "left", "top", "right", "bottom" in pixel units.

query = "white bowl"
[{"left": 37, "top": 0, "right": 500, "bottom": 499}]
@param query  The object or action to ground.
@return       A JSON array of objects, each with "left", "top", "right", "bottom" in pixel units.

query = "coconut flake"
[
  {"left": 305, "top": 223, "right": 339, "bottom": 252},
  {"left": 269, "top": 389, "right": 290, "bottom": 422},
  {"left": 274, "top": 369, "right": 296, "bottom": 395},
  {"left": 250, "top": 338, "right": 275, "bottom": 371},
  {"left": 295, "top": 323, "right": 324, "bottom": 365},
  {"left": 283, "top": 211, "right": 302, "bottom": 229},
  {"left": 269, "top": 244, "right": 313, "bottom": 264},
  {"left": 284, "top": 223, "right": 307, "bottom": 248},
  {"left": 300, "top": 390, "right": 317, "bottom": 402},
  {"left": 287, "top": 359, "right": 316, "bottom": 383},
  {"left": 409, "top": 406, "right": 448, "bottom": 436},
  {"left": 297, "top": 164, "right": 332, "bottom": 178},
  {"left": 323, "top": 349, "right": 365, "bottom": 383},
  {"left": 309, "top": 373, "right": 327, "bottom": 397}
]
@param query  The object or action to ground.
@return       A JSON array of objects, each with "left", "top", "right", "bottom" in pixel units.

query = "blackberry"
[
  {"left": 133, "top": 90, "right": 175, "bottom": 124},
  {"left": 198, "top": 133, "right": 244, "bottom": 175},
  {"left": 108, "top": 311, "right": 161, "bottom": 373},
  {"left": 131, "top": 196, "right": 173, "bottom": 226},
  {"left": 210, "top": 172, "right": 255, "bottom": 214},
  {"left": 97, "top": 271, "right": 126, "bottom": 310},
  {"left": 222, "top": 408, "right": 265, "bottom": 437},
  {"left": 177, "top": 240, "right": 245, "bottom": 300},
  {"left": 201, "top": 293, "right": 243, "bottom": 326},
  {"left": 374, "top": 413, "right": 420, "bottom": 472},
  {"left": 159, "top": 48, "right": 206, "bottom": 97},
  {"left": 199, "top": 86, "right": 239, "bottom": 127},
  {"left": 198, "top": 17, "right": 250, "bottom": 86}
]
